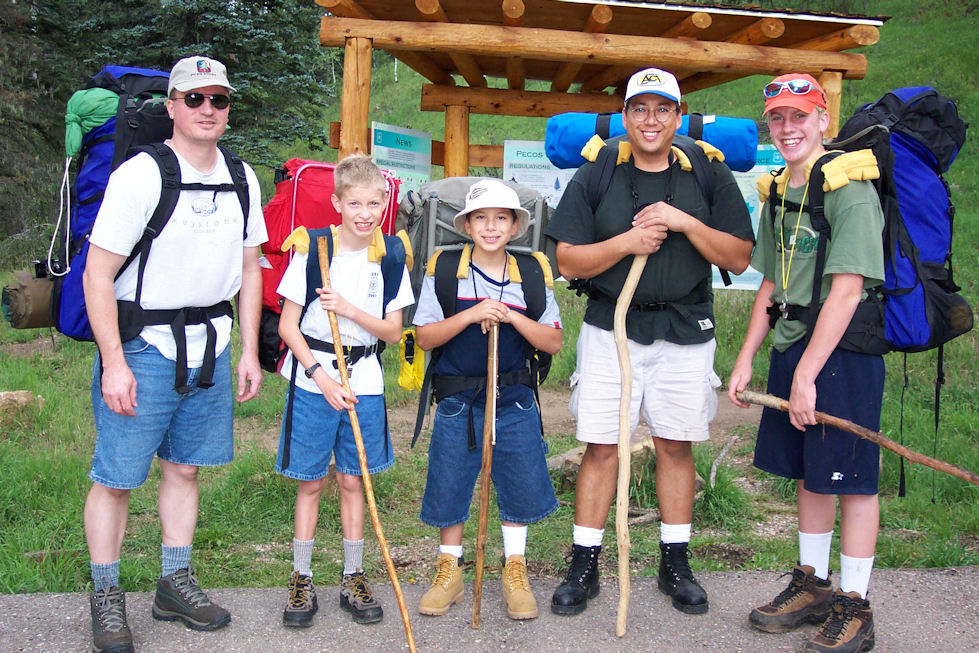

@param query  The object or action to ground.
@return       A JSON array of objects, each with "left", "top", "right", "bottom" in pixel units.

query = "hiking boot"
[
  {"left": 340, "top": 571, "right": 383, "bottom": 624},
  {"left": 550, "top": 544, "right": 601, "bottom": 615},
  {"left": 90, "top": 585, "right": 134, "bottom": 653},
  {"left": 750, "top": 564, "right": 833, "bottom": 633},
  {"left": 805, "top": 590, "right": 875, "bottom": 653},
  {"left": 282, "top": 571, "right": 318, "bottom": 628},
  {"left": 152, "top": 566, "right": 231, "bottom": 631},
  {"left": 418, "top": 553, "right": 464, "bottom": 616},
  {"left": 502, "top": 555, "right": 538, "bottom": 620},
  {"left": 657, "top": 541, "right": 709, "bottom": 614}
]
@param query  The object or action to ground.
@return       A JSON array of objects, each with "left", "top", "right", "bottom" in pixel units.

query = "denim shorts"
[
  {"left": 754, "top": 340, "right": 885, "bottom": 495},
  {"left": 275, "top": 386, "right": 393, "bottom": 480},
  {"left": 420, "top": 384, "right": 558, "bottom": 527},
  {"left": 89, "top": 337, "right": 233, "bottom": 490}
]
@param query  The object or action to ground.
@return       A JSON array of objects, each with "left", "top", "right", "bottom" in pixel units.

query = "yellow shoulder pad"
[
  {"left": 616, "top": 140, "right": 632, "bottom": 165},
  {"left": 531, "top": 251, "right": 555, "bottom": 290},
  {"left": 507, "top": 254, "right": 522, "bottom": 284},
  {"left": 581, "top": 134, "right": 606, "bottom": 163},
  {"left": 456, "top": 244, "right": 472, "bottom": 279},
  {"left": 366, "top": 227, "right": 386, "bottom": 263},
  {"left": 695, "top": 140, "right": 725, "bottom": 163},
  {"left": 425, "top": 250, "right": 442, "bottom": 277},
  {"left": 756, "top": 169, "right": 788, "bottom": 203},
  {"left": 281, "top": 226, "right": 310, "bottom": 255},
  {"left": 820, "top": 149, "right": 880, "bottom": 192},
  {"left": 395, "top": 229, "right": 414, "bottom": 270}
]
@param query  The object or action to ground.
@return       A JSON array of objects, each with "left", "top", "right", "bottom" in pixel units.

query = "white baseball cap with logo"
[
  {"left": 453, "top": 179, "right": 531, "bottom": 238},
  {"left": 625, "top": 67, "right": 681, "bottom": 104},
  {"left": 168, "top": 56, "right": 236, "bottom": 95}
]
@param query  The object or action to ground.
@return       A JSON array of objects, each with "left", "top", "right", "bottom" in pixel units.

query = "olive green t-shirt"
[{"left": 753, "top": 179, "right": 885, "bottom": 351}]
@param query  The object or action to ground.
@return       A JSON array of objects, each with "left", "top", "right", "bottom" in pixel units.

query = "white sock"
[
  {"left": 660, "top": 522, "right": 691, "bottom": 544},
  {"left": 799, "top": 531, "right": 833, "bottom": 580},
  {"left": 502, "top": 525, "right": 527, "bottom": 559},
  {"left": 572, "top": 524, "right": 604, "bottom": 547},
  {"left": 840, "top": 553, "right": 874, "bottom": 599},
  {"left": 439, "top": 544, "right": 463, "bottom": 559}
]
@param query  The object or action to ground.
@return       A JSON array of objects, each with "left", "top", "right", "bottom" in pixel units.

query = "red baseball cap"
[{"left": 762, "top": 74, "right": 827, "bottom": 116}]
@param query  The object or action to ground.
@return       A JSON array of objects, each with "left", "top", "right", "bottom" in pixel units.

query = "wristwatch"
[{"left": 304, "top": 362, "right": 322, "bottom": 379}]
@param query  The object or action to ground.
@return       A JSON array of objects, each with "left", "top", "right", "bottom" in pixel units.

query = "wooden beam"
[
  {"left": 339, "top": 37, "right": 372, "bottom": 158},
  {"left": 581, "top": 65, "right": 634, "bottom": 94},
  {"left": 725, "top": 17, "right": 784, "bottom": 45},
  {"left": 502, "top": 0, "right": 525, "bottom": 88},
  {"left": 317, "top": 0, "right": 453, "bottom": 86},
  {"left": 320, "top": 16, "right": 869, "bottom": 79},
  {"left": 678, "top": 72, "right": 748, "bottom": 95},
  {"left": 551, "top": 4, "right": 613, "bottom": 93},
  {"left": 415, "top": 0, "right": 486, "bottom": 87},
  {"left": 792, "top": 24, "right": 880, "bottom": 52},
  {"left": 444, "top": 104, "right": 470, "bottom": 177},
  {"left": 422, "top": 84, "right": 624, "bottom": 117},
  {"left": 819, "top": 70, "right": 844, "bottom": 138},
  {"left": 660, "top": 11, "right": 712, "bottom": 39},
  {"left": 502, "top": 0, "right": 524, "bottom": 27}
]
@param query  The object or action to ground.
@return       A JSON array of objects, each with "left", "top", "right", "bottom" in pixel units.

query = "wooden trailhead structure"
[{"left": 316, "top": 0, "right": 885, "bottom": 176}]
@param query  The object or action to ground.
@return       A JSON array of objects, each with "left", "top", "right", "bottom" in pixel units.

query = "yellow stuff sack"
[{"left": 397, "top": 329, "right": 425, "bottom": 391}]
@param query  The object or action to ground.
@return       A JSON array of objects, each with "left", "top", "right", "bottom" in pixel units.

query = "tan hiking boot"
[
  {"left": 502, "top": 555, "right": 538, "bottom": 620},
  {"left": 805, "top": 590, "right": 875, "bottom": 653},
  {"left": 750, "top": 564, "right": 834, "bottom": 633},
  {"left": 418, "top": 553, "right": 464, "bottom": 616}
]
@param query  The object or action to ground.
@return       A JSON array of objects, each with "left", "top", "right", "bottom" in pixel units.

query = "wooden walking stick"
[
  {"left": 316, "top": 237, "right": 417, "bottom": 653},
  {"left": 737, "top": 390, "right": 979, "bottom": 486},
  {"left": 472, "top": 323, "right": 500, "bottom": 629},
  {"left": 614, "top": 254, "right": 648, "bottom": 638}
]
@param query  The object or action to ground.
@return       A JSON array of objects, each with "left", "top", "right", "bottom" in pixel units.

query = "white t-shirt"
[
  {"left": 90, "top": 144, "right": 267, "bottom": 366},
  {"left": 277, "top": 246, "right": 414, "bottom": 395}
]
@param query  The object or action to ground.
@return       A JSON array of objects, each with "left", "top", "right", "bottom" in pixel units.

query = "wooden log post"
[
  {"left": 819, "top": 70, "right": 844, "bottom": 139},
  {"left": 339, "top": 36, "right": 372, "bottom": 159},
  {"left": 444, "top": 104, "right": 470, "bottom": 177},
  {"left": 551, "top": 4, "right": 613, "bottom": 93}
]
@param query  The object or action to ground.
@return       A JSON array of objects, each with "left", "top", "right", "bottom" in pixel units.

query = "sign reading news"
[
  {"left": 371, "top": 122, "right": 431, "bottom": 196},
  {"left": 503, "top": 140, "right": 576, "bottom": 209}
]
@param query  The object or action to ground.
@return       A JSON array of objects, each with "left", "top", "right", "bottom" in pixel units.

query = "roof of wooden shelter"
[{"left": 316, "top": 0, "right": 886, "bottom": 100}]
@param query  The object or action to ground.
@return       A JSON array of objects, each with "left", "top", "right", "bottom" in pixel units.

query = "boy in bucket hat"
[
  {"left": 412, "top": 178, "right": 562, "bottom": 620},
  {"left": 728, "top": 73, "right": 885, "bottom": 653}
]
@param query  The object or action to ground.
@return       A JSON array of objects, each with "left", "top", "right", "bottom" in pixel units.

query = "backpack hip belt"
[
  {"left": 302, "top": 334, "right": 380, "bottom": 368},
  {"left": 433, "top": 368, "right": 532, "bottom": 451},
  {"left": 116, "top": 299, "right": 234, "bottom": 394}
]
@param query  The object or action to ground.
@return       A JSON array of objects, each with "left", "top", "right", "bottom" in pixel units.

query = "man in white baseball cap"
[
  {"left": 545, "top": 66, "right": 754, "bottom": 618},
  {"left": 167, "top": 55, "right": 236, "bottom": 95}
]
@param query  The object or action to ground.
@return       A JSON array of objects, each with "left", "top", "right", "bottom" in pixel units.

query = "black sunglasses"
[{"left": 173, "top": 93, "right": 230, "bottom": 110}]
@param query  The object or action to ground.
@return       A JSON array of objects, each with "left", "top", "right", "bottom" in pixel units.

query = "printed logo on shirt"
[
  {"left": 368, "top": 271, "right": 381, "bottom": 299},
  {"left": 191, "top": 197, "right": 217, "bottom": 216}
]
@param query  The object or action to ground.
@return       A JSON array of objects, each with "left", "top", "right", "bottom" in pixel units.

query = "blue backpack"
[{"left": 765, "top": 87, "right": 972, "bottom": 355}]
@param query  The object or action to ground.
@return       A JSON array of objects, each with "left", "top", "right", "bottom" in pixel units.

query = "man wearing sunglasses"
[
  {"left": 546, "top": 67, "right": 754, "bottom": 618},
  {"left": 82, "top": 55, "right": 267, "bottom": 653}
]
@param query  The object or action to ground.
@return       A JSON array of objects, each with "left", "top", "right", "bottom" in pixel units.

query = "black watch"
[{"left": 304, "top": 362, "right": 322, "bottom": 379}]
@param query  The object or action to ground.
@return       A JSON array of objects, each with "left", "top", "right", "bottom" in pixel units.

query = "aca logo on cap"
[
  {"left": 196, "top": 60, "right": 212, "bottom": 74},
  {"left": 639, "top": 72, "right": 664, "bottom": 87}
]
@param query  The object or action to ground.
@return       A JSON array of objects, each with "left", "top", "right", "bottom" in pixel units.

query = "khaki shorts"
[{"left": 568, "top": 323, "right": 720, "bottom": 445}]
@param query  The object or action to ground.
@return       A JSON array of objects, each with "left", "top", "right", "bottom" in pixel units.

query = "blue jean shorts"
[
  {"left": 89, "top": 337, "right": 234, "bottom": 490},
  {"left": 420, "top": 384, "right": 558, "bottom": 527},
  {"left": 275, "top": 386, "right": 393, "bottom": 480},
  {"left": 754, "top": 340, "right": 885, "bottom": 495}
]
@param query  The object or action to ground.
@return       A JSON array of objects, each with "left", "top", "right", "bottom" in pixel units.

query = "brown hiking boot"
[
  {"left": 502, "top": 555, "right": 538, "bottom": 620},
  {"left": 805, "top": 590, "right": 875, "bottom": 653},
  {"left": 152, "top": 566, "right": 231, "bottom": 631},
  {"left": 340, "top": 571, "right": 383, "bottom": 624},
  {"left": 418, "top": 553, "right": 464, "bottom": 616},
  {"left": 90, "top": 585, "right": 134, "bottom": 653},
  {"left": 749, "top": 564, "right": 834, "bottom": 633},
  {"left": 282, "top": 571, "right": 318, "bottom": 628}
]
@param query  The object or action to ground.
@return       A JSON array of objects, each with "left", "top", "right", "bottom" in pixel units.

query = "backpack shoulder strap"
[
  {"left": 586, "top": 141, "right": 621, "bottom": 213},
  {"left": 218, "top": 145, "right": 250, "bottom": 239},
  {"left": 512, "top": 252, "right": 546, "bottom": 321},
  {"left": 433, "top": 248, "right": 464, "bottom": 318},
  {"left": 380, "top": 233, "right": 407, "bottom": 312},
  {"left": 304, "top": 226, "right": 334, "bottom": 311},
  {"left": 673, "top": 135, "right": 730, "bottom": 285}
]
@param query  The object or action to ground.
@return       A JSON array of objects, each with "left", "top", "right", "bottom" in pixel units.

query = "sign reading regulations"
[{"left": 371, "top": 122, "right": 431, "bottom": 195}]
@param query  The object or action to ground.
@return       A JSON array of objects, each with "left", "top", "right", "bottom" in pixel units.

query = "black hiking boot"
[
  {"left": 750, "top": 564, "right": 834, "bottom": 633},
  {"left": 805, "top": 590, "right": 875, "bottom": 652},
  {"left": 550, "top": 544, "right": 601, "bottom": 615},
  {"left": 340, "top": 571, "right": 383, "bottom": 624},
  {"left": 90, "top": 585, "right": 134, "bottom": 653},
  {"left": 657, "top": 541, "right": 709, "bottom": 614},
  {"left": 282, "top": 571, "right": 318, "bottom": 628},
  {"left": 152, "top": 566, "right": 231, "bottom": 631}
]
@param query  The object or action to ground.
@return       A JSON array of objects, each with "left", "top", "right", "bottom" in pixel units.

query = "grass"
[{"left": 2, "top": 0, "right": 979, "bottom": 595}]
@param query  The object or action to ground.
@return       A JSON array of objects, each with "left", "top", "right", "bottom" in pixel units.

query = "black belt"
[
  {"left": 433, "top": 368, "right": 532, "bottom": 450},
  {"left": 304, "top": 335, "right": 379, "bottom": 368}
]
